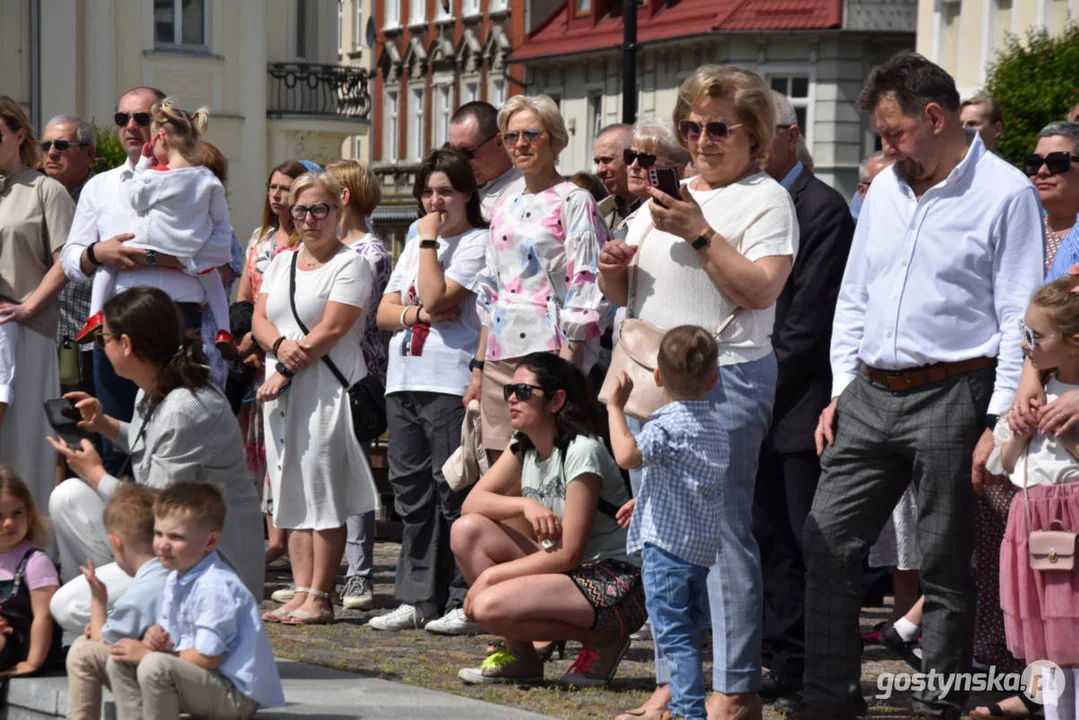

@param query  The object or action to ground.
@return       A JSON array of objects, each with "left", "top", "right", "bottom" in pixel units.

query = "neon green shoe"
[{"left": 457, "top": 648, "right": 544, "bottom": 685}]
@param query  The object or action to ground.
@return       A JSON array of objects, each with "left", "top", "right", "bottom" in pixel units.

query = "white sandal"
[{"left": 262, "top": 587, "right": 310, "bottom": 623}]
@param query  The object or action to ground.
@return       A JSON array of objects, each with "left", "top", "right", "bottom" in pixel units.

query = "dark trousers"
[
  {"left": 93, "top": 303, "right": 203, "bottom": 476},
  {"left": 802, "top": 369, "right": 991, "bottom": 719},
  {"left": 386, "top": 391, "right": 469, "bottom": 609},
  {"left": 753, "top": 447, "right": 820, "bottom": 679}
]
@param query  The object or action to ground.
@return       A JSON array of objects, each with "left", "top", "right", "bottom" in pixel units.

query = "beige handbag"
[
  {"left": 598, "top": 213, "right": 739, "bottom": 421},
  {"left": 1023, "top": 453, "right": 1077, "bottom": 571}
]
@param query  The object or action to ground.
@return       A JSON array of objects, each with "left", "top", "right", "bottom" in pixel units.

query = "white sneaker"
[
  {"left": 341, "top": 576, "right": 374, "bottom": 611},
  {"left": 425, "top": 607, "right": 483, "bottom": 636},
  {"left": 368, "top": 602, "right": 438, "bottom": 631}
]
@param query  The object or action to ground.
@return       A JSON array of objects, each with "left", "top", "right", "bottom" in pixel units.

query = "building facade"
[
  {"left": 916, "top": 0, "right": 1077, "bottom": 98},
  {"left": 512, "top": 0, "right": 916, "bottom": 199},
  {"left": 1, "top": 0, "right": 372, "bottom": 240},
  {"left": 371, "top": 0, "right": 526, "bottom": 248}
]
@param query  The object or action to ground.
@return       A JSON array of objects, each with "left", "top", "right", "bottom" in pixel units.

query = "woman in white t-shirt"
[
  {"left": 599, "top": 65, "right": 798, "bottom": 720},
  {"left": 370, "top": 148, "right": 489, "bottom": 634}
]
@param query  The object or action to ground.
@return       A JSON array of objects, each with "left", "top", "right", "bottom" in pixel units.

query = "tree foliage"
[
  {"left": 983, "top": 24, "right": 1079, "bottom": 168},
  {"left": 91, "top": 124, "right": 129, "bottom": 174}
]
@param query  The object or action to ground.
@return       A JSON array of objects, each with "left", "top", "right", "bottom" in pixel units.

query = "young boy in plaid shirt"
[{"left": 607, "top": 325, "right": 729, "bottom": 720}]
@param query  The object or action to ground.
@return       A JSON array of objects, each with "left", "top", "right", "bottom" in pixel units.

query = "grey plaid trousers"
[{"left": 802, "top": 367, "right": 993, "bottom": 718}]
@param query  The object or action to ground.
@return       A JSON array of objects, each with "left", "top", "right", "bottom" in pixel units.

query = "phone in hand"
[
  {"left": 43, "top": 398, "right": 94, "bottom": 450},
  {"left": 648, "top": 165, "right": 681, "bottom": 207}
]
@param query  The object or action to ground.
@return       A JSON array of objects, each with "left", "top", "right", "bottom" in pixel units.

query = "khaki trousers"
[
  {"left": 66, "top": 636, "right": 111, "bottom": 720},
  {"left": 105, "top": 651, "right": 258, "bottom": 720}
]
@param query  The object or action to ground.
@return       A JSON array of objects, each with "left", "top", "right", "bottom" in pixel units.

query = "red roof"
[{"left": 510, "top": 0, "right": 843, "bottom": 62}]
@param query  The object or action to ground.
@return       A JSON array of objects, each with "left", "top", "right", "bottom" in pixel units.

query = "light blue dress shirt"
[
  {"left": 779, "top": 161, "right": 804, "bottom": 191},
  {"left": 627, "top": 400, "right": 730, "bottom": 567},
  {"left": 100, "top": 558, "right": 170, "bottom": 645},
  {"left": 1046, "top": 218, "right": 1079, "bottom": 281},
  {"left": 830, "top": 131, "right": 1045, "bottom": 414},
  {"left": 159, "top": 552, "right": 285, "bottom": 708}
]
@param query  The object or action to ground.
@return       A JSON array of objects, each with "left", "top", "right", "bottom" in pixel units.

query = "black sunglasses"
[
  {"left": 623, "top": 148, "right": 657, "bottom": 169},
  {"left": 454, "top": 132, "right": 498, "bottom": 160},
  {"left": 678, "top": 120, "right": 744, "bottom": 143},
  {"left": 290, "top": 203, "right": 332, "bottom": 221},
  {"left": 114, "top": 112, "right": 152, "bottom": 128},
  {"left": 1025, "top": 151, "right": 1079, "bottom": 176},
  {"left": 503, "top": 383, "right": 545, "bottom": 402},
  {"left": 41, "top": 140, "right": 89, "bottom": 153}
]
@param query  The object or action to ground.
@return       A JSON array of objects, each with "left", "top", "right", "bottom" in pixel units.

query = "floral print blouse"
[
  {"left": 474, "top": 181, "right": 609, "bottom": 363},
  {"left": 350, "top": 234, "right": 392, "bottom": 383}
]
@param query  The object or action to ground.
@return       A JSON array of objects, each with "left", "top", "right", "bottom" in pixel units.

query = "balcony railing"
[{"left": 266, "top": 63, "right": 372, "bottom": 121}]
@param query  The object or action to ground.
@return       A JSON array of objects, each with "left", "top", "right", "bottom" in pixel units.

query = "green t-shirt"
[{"left": 515, "top": 434, "right": 638, "bottom": 567}]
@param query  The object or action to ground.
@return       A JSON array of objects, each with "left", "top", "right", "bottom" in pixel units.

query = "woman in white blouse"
[
  {"left": 600, "top": 66, "right": 798, "bottom": 720},
  {"left": 253, "top": 172, "right": 379, "bottom": 626},
  {"left": 464, "top": 95, "right": 609, "bottom": 456}
]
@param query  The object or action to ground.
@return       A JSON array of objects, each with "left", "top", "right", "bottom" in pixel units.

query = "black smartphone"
[
  {"left": 648, "top": 165, "right": 681, "bottom": 207},
  {"left": 43, "top": 398, "right": 93, "bottom": 449}
]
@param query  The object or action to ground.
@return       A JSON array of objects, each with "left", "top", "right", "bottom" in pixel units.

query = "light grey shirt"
[{"left": 480, "top": 167, "right": 526, "bottom": 223}]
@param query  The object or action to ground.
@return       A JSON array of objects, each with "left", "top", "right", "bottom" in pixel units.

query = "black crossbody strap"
[{"left": 288, "top": 252, "right": 350, "bottom": 390}]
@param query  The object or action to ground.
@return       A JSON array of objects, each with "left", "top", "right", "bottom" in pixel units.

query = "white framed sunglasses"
[{"left": 1019, "top": 318, "right": 1044, "bottom": 349}]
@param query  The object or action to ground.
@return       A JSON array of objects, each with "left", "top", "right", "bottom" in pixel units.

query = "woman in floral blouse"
[{"left": 465, "top": 94, "right": 609, "bottom": 454}]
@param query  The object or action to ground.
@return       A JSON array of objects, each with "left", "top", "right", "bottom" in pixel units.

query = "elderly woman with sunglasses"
[
  {"left": 618, "top": 123, "right": 691, "bottom": 238},
  {"left": 600, "top": 66, "right": 797, "bottom": 720},
  {"left": 464, "top": 95, "right": 610, "bottom": 457},
  {"left": 253, "top": 171, "right": 379, "bottom": 626}
]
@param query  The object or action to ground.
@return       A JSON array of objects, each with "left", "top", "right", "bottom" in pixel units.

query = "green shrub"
[
  {"left": 983, "top": 24, "right": 1079, "bottom": 168},
  {"left": 91, "top": 124, "right": 129, "bottom": 173}
]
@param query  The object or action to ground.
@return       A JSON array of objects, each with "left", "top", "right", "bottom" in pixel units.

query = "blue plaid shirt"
[{"left": 626, "top": 399, "right": 729, "bottom": 567}]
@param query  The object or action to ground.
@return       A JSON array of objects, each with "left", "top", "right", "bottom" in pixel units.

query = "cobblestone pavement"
[{"left": 261, "top": 541, "right": 1019, "bottom": 720}]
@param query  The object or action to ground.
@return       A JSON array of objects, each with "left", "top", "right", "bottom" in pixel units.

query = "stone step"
[{"left": 2, "top": 659, "right": 554, "bottom": 719}]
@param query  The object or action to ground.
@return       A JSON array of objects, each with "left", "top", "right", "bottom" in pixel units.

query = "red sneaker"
[
  {"left": 215, "top": 330, "right": 240, "bottom": 361},
  {"left": 75, "top": 312, "right": 105, "bottom": 344}
]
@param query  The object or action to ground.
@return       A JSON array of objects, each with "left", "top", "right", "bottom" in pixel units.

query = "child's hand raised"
[
  {"left": 143, "top": 624, "right": 173, "bottom": 652},
  {"left": 609, "top": 371, "right": 634, "bottom": 411},
  {"left": 615, "top": 498, "right": 636, "bottom": 529},
  {"left": 80, "top": 558, "right": 108, "bottom": 605}
]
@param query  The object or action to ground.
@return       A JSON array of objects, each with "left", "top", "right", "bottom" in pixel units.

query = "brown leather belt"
[{"left": 862, "top": 357, "right": 996, "bottom": 392}]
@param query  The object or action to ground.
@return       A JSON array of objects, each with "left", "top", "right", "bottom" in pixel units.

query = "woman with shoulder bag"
[
  {"left": 253, "top": 171, "right": 379, "bottom": 626},
  {"left": 370, "top": 148, "right": 489, "bottom": 634},
  {"left": 600, "top": 66, "right": 798, "bottom": 720}
]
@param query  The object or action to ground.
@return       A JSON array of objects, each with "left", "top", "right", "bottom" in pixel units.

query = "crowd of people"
[{"left": 0, "top": 47, "right": 1078, "bottom": 720}]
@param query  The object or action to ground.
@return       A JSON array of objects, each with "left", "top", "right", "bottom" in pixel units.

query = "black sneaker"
[
  {"left": 880, "top": 622, "right": 922, "bottom": 671},
  {"left": 760, "top": 670, "right": 803, "bottom": 702}
]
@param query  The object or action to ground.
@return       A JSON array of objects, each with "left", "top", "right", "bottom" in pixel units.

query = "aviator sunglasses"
[
  {"left": 1024, "top": 151, "right": 1079, "bottom": 176},
  {"left": 502, "top": 129, "right": 544, "bottom": 146},
  {"left": 623, "top": 148, "right": 657, "bottom": 168},
  {"left": 503, "top": 383, "right": 545, "bottom": 402},
  {"left": 114, "top": 112, "right": 152, "bottom": 128},
  {"left": 678, "top": 120, "right": 744, "bottom": 143}
]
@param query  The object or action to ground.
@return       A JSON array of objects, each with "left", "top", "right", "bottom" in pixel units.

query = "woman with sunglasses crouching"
[
  {"left": 464, "top": 95, "right": 610, "bottom": 461},
  {"left": 253, "top": 171, "right": 379, "bottom": 626},
  {"left": 46, "top": 286, "right": 263, "bottom": 633},
  {"left": 452, "top": 352, "right": 643, "bottom": 686},
  {"left": 600, "top": 65, "right": 797, "bottom": 720}
]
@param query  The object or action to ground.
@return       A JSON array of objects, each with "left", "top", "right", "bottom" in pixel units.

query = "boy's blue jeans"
[{"left": 643, "top": 544, "right": 709, "bottom": 720}]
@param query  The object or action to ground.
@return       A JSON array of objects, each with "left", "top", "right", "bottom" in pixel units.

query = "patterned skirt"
[
  {"left": 568, "top": 559, "right": 647, "bottom": 636},
  {"left": 973, "top": 476, "right": 1024, "bottom": 672}
]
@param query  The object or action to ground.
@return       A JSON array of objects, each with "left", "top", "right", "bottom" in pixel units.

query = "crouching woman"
[{"left": 451, "top": 352, "right": 643, "bottom": 686}]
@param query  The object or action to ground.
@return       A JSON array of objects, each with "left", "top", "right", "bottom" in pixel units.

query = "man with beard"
[{"left": 791, "top": 52, "right": 1043, "bottom": 720}]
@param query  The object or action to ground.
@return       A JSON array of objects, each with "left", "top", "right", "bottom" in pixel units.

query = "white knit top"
[{"left": 623, "top": 171, "right": 799, "bottom": 366}]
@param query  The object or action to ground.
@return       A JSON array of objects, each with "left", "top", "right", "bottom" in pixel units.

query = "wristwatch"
[
  {"left": 143, "top": 249, "right": 158, "bottom": 267},
  {"left": 691, "top": 232, "right": 711, "bottom": 251},
  {"left": 469, "top": 358, "right": 485, "bottom": 373},
  {"left": 420, "top": 239, "right": 439, "bottom": 249},
  {"left": 275, "top": 362, "right": 294, "bottom": 378},
  {"left": 86, "top": 242, "right": 102, "bottom": 267}
]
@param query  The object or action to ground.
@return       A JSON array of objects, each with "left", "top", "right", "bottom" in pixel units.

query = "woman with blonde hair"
[
  {"left": 253, "top": 171, "right": 379, "bottom": 625},
  {"left": 464, "top": 94, "right": 610, "bottom": 461},
  {"left": 601, "top": 66, "right": 798, "bottom": 720},
  {"left": 0, "top": 95, "right": 75, "bottom": 509},
  {"left": 326, "top": 158, "right": 391, "bottom": 610}
]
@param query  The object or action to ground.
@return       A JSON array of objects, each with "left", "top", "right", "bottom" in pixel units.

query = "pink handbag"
[{"left": 1023, "top": 453, "right": 1077, "bottom": 571}]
